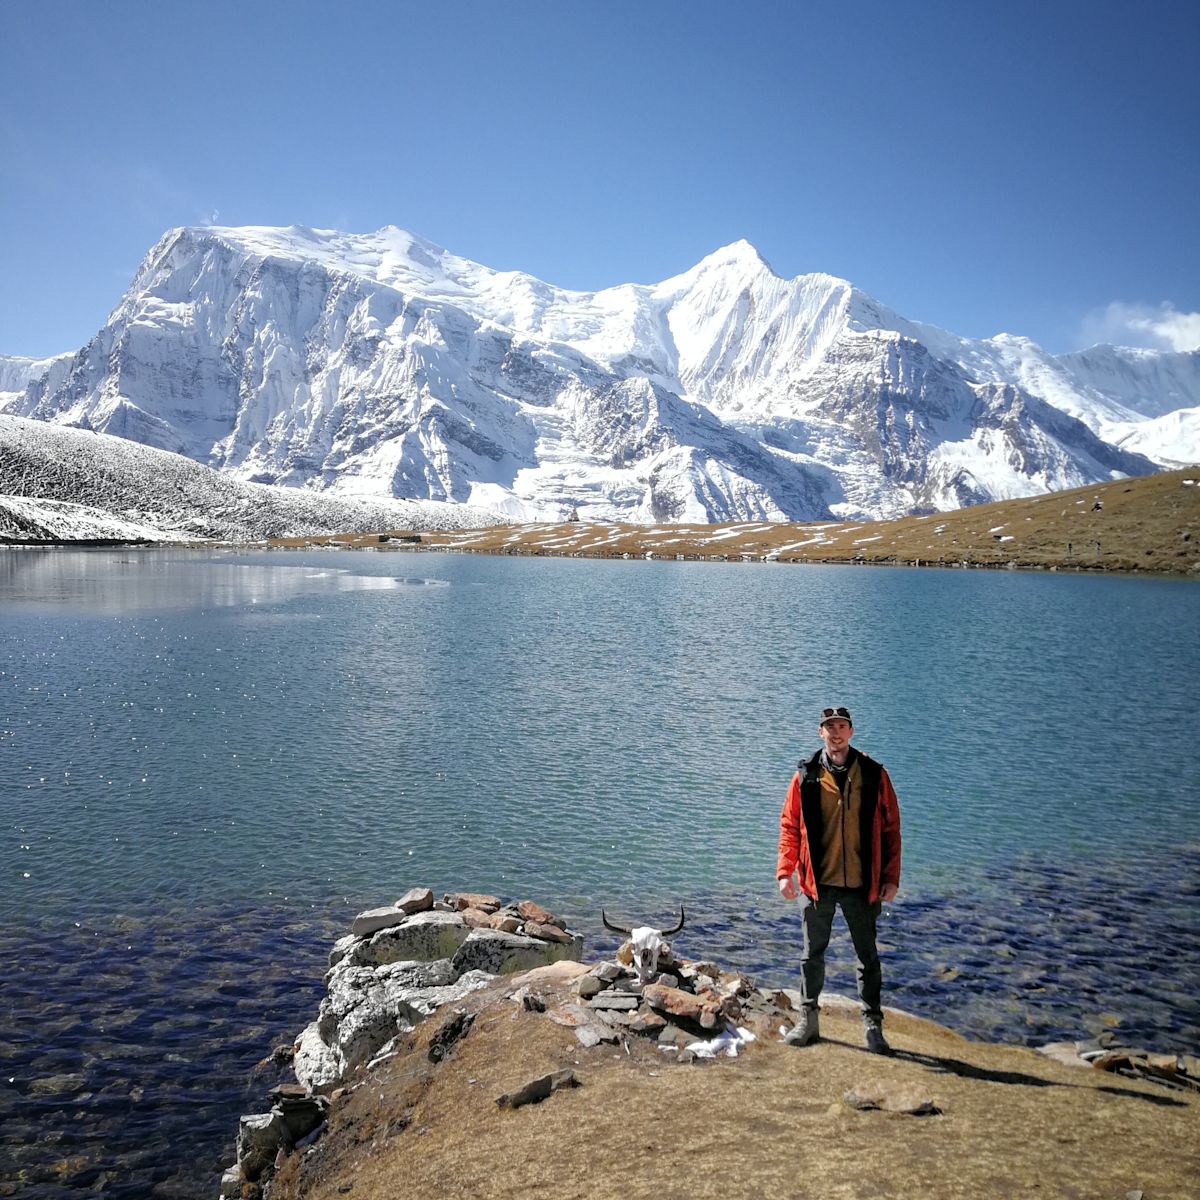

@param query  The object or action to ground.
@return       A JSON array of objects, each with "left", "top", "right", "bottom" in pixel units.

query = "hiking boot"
[
  {"left": 863, "top": 1018, "right": 891, "bottom": 1055},
  {"left": 783, "top": 1008, "right": 820, "bottom": 1046}
]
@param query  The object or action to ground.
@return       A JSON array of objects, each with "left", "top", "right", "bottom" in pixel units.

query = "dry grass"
[
  {"left": 271, "top": 469, "right": 1200, "bottom": 576},
  {"left": 273, "top": 975, "right": 1200, "bottom": 1200}
]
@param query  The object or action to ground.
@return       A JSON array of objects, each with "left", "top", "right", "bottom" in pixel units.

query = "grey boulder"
[
  {"left": 451, "top": 928, "right": 582, "bottom": 977},
  {"left": 345, "top": 911, "right": 470, "bottom": 968}
]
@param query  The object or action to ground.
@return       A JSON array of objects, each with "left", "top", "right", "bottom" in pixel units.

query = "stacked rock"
[{"left": 553, "top": 940, "right": 795, "bottom": 1054}]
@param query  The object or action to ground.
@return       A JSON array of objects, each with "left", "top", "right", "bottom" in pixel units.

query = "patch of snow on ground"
[{"left": 771, "top": 536, "right": 831, "bottom": 551}]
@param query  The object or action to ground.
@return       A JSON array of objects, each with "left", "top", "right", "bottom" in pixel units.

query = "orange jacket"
[{"left": 776, "top": 749, "right": 901, "bottom": 904}]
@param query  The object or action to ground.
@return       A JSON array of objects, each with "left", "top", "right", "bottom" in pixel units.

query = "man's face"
[{"left": 819, "top": 718, "right": 853, "bottom": 755}]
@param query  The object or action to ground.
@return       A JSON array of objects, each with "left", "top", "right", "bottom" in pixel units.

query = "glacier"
[{"left": 4, "top": 223, "right": 1197, "bottom": 524}]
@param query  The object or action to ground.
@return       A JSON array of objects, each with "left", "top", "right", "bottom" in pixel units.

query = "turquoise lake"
[
  {"left": 1, "top": 547, "right": 1198, "bottom": 1197},
  {"left": 4, "top": 548, "right": 1199, "bottom": 911}
]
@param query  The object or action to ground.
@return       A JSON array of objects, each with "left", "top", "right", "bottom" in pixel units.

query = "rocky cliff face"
[{"left": 8, "top": 224, "right": 1193, "bottom": 521}]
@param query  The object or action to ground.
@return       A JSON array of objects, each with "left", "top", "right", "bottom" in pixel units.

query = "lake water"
[{"left": 2, "top": 548, "right": 1198, "bottom": 1197}]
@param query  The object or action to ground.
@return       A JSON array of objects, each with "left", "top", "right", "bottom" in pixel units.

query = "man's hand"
[
  {"left": 880, "top": 882, "right": 898, "bottom": 903},
  {"left": 778, "top": 874, "right": 798, "bottom": 901}
]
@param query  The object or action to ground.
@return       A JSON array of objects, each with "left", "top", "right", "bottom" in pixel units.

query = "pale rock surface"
[
  {"left": 343, "top": 910, "right": 470, "bottom": 968},
  {"left": 507, "top": 959, "right": 591, "bottom": 989},
  {"left": 350, "top": 905, "right": 409, "bottom": 938},
  {"left": 451, "top": 928, "right": 584, "bottom": 976}
]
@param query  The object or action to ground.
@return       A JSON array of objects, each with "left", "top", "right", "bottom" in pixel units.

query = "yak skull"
[{"left": 602, "top": 907, "right": 686, "bottom": 982}]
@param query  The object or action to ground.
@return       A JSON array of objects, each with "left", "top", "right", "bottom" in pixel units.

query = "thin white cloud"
[{"left": 1081, "top": 302, "right": 1200, "bottom": 353}]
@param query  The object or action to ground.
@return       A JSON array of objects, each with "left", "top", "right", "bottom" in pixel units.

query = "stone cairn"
[{"left": 221, "top": 887, "right": 799, "bottom": 1198}]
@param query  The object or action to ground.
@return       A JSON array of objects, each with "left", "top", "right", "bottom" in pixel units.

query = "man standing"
[{"left": 776, "top": 705, "right": 901, "bottom": 1054}]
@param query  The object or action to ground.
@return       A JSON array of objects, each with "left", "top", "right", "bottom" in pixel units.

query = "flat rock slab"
[
  {"left": 495, "top": 1068, "right": 579, "bottom": 1109},
  {"left": 588, "top": 993, "right": 640, "bottom": 1010},
  {"left": 509, "top": 960, "right": 591, "bottom": 989},
  {"left": 629, "top": 1010, "right": 668, "bottom": 1035},
  {"left": 396, "top": 887, "right": 434, "bottom": 914},
  {"left": 524, "top": 921, "right": 572, "bottom": 943},
  {"left": 351, "top": 906, "right": 408, "bottom": 938},
  {"left": 517, "top": 899, "right": 559, "bottom": 926},
  {"left": 547, "top": 1004, "right": 594, "bottom": 1028},
  {"left": 450, "top": 892, "right": 501, "bottom": 913},
  {"left": 575, "top": 1024, "right": 619, "bottom": 1047},
  {"left": 1038, "top": 1042, "right": 1090, "bottom": 1069},
  {"left": 576, "top": 976, "right": 606, "bottom": 1000},
  {"left": 590, "top": 961, "right": 627, "bottom": 983}
]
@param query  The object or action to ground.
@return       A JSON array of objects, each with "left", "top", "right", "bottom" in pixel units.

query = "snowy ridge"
[
  {"left": 0, "top": 352, "right": 73, "bottom": 408},
  {"left": 0, "top": 416, "right": 507, "bottom": 542},
  {"left": 5, "top": 224, "right": 1196, "bottom": 523}
]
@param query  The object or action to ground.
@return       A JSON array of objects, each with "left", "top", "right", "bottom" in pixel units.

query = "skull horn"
[
  {"left": 660, "top": 905, "right": 686, "bottom": 937},
  {"left": 600, "top": 909, "right": 633, "bottom": 936}
]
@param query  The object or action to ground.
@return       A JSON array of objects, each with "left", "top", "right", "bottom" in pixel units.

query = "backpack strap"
[{"left": 798, "top": 749, "right": 823, "bottom": 784}]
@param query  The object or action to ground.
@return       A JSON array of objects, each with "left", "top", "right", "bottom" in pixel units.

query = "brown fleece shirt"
[{"left": 816, "top": 759, "right": 863, "bottom": 888}]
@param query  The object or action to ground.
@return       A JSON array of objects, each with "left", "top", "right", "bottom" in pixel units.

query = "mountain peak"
[{"left": 694, "top": 238, "right": 774, "bottom": 276}]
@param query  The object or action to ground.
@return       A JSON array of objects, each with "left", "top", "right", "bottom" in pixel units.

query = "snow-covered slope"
[
  {"left": 6, "top": 224, "right": 1193, "bottom": 522},
  {"left": 0, "top": 352, "right": 73, "bottom": 409},
  {"left": 0, "top": 415, "right": 506, "bottom": 541},
  {"left": 1106, "top": 406, "right": 1200, "bottom": 467}
]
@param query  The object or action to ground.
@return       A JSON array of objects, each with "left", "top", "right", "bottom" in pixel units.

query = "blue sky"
[{"left": 2, "top": 0, "right": 1197, "bottom": 359}]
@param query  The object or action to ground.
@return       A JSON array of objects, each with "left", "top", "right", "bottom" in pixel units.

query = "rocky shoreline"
[{"left": 222, "top": 888, "right": 1200, "bottom": 1199}]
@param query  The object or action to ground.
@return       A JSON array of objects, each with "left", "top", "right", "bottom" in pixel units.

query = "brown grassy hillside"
[
  {"left": 275, "top": 468, "right": 1200, "bottom": 576},
  {"left": 270, "top": 970, "right": 1199, "bottom": 1200}
]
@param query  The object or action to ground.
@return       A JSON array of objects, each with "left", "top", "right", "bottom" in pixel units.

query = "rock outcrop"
[
  {"left": 295, "top": 894, "right": 582, "bottom": 1092},
  {"left": 222, "top": 889, "right": 583, "bottom": 1193}
]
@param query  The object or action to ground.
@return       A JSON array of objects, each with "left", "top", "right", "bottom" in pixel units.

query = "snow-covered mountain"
[
  {"left": 0, "top": 415, "right": 505, "bottom": 541},
  {"left": 6, "top": 224, "right": 1196, "bottom": 522}
]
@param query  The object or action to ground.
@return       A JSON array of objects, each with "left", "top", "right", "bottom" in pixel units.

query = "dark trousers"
[{"left": 799, "top": 885, "right": 883, "bottom": 1022}]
